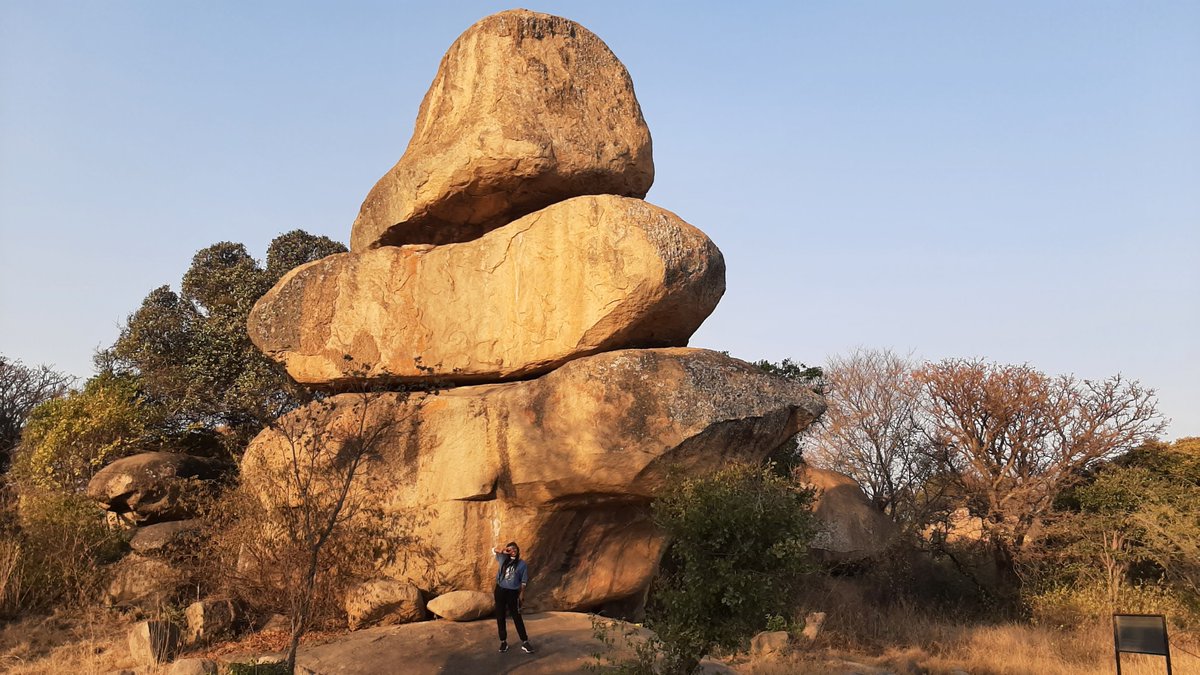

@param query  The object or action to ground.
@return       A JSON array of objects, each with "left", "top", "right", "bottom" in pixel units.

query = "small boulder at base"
[
  {"left": 128, "top": 620, "right": 180, "bottom": 666},
  {"left": 801, "top": 611, "right": 826, "bottom": 641},
  {"left": 168, "top": 658, "right": 218, "bottom": 675},
  {"left": 350, "top": 9, "right": 653, "bottom": 250},
  {"left": 87, "top": 452, "right": 226, "bottom": 524},
  {"left": 129, "top": 519, "right": 202, "bottom": 555},
  {"left": 105, "top": 555, "right": 187, "bottom": 610},
  {"left": 185, "top": 598, "right": 237, "bottom": 645},
  {"left": 427, "top": 590, "right": 494, "bottom": 622},
  {"left": 750, "top": 630, "right": 791, "bottom": 659},
  {"left": 346, "top": 580, "right": 425, "bottom": 630},
  {"left": 251, "top": 196, "right": 725, "bottom": 387}
]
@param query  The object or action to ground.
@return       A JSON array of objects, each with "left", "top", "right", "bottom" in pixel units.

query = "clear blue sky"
[{"left": 2, "top": 2, "right": 1197, "bottom": 437}]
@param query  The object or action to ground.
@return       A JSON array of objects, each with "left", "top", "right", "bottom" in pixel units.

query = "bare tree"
[
  {"left": 228, "top": 361, "right": 441, "bottom": 674},
  {"left": 804, "top": 348, "right": 934, "bottom": 522},
  {"left": 0, "top": 356, "right": 73, "bottom": 472},
  {"left": 915, "top": 359, "right": 1166, "bottom": 590}
]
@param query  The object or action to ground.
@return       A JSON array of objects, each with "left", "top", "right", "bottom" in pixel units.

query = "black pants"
[{"left": 494, "top": 585, "right": 527, "bottom": 642}]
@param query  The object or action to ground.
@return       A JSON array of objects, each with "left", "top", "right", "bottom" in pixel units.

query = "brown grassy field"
[{"left": 2, "top": 607, "right": 1196, "bottom": 675}]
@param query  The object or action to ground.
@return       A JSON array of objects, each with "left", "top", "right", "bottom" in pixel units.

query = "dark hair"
[{"left": 500, "top": 541, "right": 521, "bottom": 579}]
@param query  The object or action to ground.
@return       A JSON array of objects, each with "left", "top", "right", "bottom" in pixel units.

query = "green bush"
[
  {"left": 14, "top": 372, "right": 162, "bottom": 491},
  {"left": 642, "top": 462, "right": 819, "bottom": 673}
]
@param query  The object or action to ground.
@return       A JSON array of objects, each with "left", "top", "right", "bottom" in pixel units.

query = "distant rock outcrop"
[
  {"left": 798, "top": 466, "right": 897, "bottom": 562},
  {"left": 350, "top": 9, "right": 653, "bottom": 251}
]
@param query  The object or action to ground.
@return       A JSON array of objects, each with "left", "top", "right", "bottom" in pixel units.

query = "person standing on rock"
[{"left": 492, "top": 541, "right": 534, "bottom": 654}]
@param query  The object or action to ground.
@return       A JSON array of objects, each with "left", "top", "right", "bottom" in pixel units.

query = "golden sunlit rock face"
[
  {"left": 243, "top": 8, "right": 826, "bottom": 622},
  {"left": 350, "top": 9, "right": 654, "bottom": 251},
  {"left": 242, "top": 349, "right": 825, "bottom": 611},
  {"left": 249, "top": 196, "right": 725, "bottom": 386}
]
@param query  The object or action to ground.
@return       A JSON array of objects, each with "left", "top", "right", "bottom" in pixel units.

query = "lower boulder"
[{"left": 242, "top": 348, "right": 825, "bottom": 617}]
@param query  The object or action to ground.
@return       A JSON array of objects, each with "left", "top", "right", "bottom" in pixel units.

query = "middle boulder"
[{"left": 249, "top": 195, "right": 725, "bottom": 387}]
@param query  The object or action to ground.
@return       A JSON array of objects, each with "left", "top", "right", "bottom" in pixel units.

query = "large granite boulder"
[
  {"left": 242, "top": 349, "right": 824, "bottom": 612},
  {"left": 250, "top": 196, "right": 724, "bottom": 387},
  {"left": 351, "top": 9, "right": 653, "bottom": 250},
  {"left": 86, "top": 452, "right": 226, "bottom": 524},
  {"left": 797, "top": 465, "right": 897, "bottom": 562}
]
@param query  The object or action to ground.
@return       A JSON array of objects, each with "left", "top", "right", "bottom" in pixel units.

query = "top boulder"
[{"left": 350, "top": 9, "right": 654, "bottom": 251}]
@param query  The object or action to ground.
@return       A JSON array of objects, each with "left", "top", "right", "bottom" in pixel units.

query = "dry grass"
[
  {"left": 0, "top": 606, "right": 146, "bottom": 675},
  {"left": 764, "top": 622, "right": 1200, "bottom": 675},
  {"left": 736, "top": 577, "right": 1200, "bottom": 675}
]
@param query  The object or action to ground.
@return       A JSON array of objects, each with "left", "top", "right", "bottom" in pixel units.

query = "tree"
[
  {"left": 14, "top": 372, "right": 163, "bottom": 491},
  {"left": 643, "top": 462, "right": 818, "bottom": 673},
  {"left": 915, "top": 359, "right": 1166, "bottom": 593},
  {"left": 0, "top": 357, "right": 73, "bottom": 473},
  {"left": 802, "top": 348, "right": 935, "bottom": 522},
  {"left": 751, "top": 358, "right": 823, "bottom": 388},
  {"left": 108, "top": 231, "right": 345, "bottom": 453},
  {"left": 231, "top": 366, "right": 432, "bottom": 674}
]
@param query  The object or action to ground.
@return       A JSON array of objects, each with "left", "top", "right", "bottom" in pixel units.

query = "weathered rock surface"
[
  {"left": 105, "top": 554, "right": 187, "bottom": 609},
  {"left": 87, "top": 452, "right": 226, "bottom": 524},
  {"left": 296, "top": 612, "right": 652, "bottom": 674},
  {"left": 346, "top": 580, "right": 426, "bottom": 630},
  {"left": 801, "top": 611, "right": 826, "bottom": 641},
  {"left": 243, "top": 348, "right": 824, "bottom": 612},
  {"left": 128, "top": 620, "right": 180, "bottom": 666},
  {"left": 168, "top": 658, "right": 218, "bottom": 675},
  {"left": 185, "top": 598, "right": 237, "bottom": 644},
  {"left": 250, "top": 196, "right": 725, "bottom": 387},
  {"left": 350, "top": 9, "right": 653, "bottom": 250},
  {"left": 750, "top": 630, "right": 791, "bottom": 658},
  {"left": 798, "top": 466, "right": 897, "bottom": 562},
  {"left": 427, "top": 590, "right": 494, "bottom": 621},
  {"left": 129, "top": 519, "right": 202, "bottom": 555}
]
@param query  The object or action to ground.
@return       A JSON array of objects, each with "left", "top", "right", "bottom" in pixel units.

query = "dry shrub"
[
  {"left": 199, "top": 480, "right": 431, "bottom": 630},
  {"left": 0, "top": 536, "right": 23, "bottom": 616},
  {"left": 1028, "top": 582, "right": 1197, "bottom": 632},
  {"left": 1, "top": 489, "right": 123, "bottom": 616},
  {"left": 781, "top": 573, "right": 1200, "bottom": 675}
]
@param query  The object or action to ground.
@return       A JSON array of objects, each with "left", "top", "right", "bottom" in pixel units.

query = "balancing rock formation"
[{"left": 245, "top": 9, "right": 825, "bottom": 622}]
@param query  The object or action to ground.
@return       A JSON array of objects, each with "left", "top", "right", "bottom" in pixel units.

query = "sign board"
[{"left": 1113, "top": 614, "right": 1172, "bottom": 675}]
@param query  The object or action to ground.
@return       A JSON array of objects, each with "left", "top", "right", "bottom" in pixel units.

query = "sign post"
[{"left": 1113, "top": 614, "right": 1172, "bottom": 675}]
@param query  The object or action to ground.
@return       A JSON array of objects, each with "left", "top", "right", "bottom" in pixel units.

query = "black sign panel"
[{"left": 1114, "top": 614, "right": 1169, "bottom": 656}]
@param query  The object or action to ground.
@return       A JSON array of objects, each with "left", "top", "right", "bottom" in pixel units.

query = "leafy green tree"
[
  {"left": 645, "top": 463, "right": 818, "bottom": 673},
  {"left": 108, "top": 231, "right": 345, "bottom": 453},
  {"left": 0, "top": 357, "right": 73, "bottom": 473},
  {"left": 1053, "top": 438, "right": 1200, "bottom": 606},
  {"left": 14, "top": 372, "right": 162, "bottom": 491},
  {"left": 751, "top": 358, "right": 823, "bottom": 389}
]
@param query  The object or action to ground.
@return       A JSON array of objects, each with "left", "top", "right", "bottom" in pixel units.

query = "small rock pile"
[
  {"left": 241, "top": 9, "right": 826, "bottom": 625},
  {"left": 87, "top": 451, "right": 225, "bottom": 609}
]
